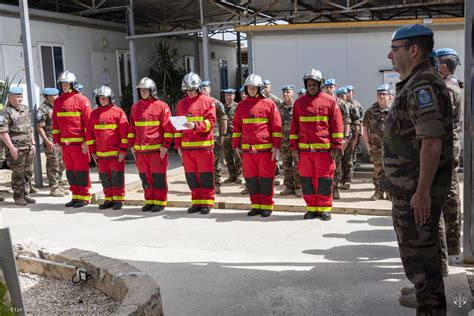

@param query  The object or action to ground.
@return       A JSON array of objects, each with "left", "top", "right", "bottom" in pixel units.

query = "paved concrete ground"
[{"left": 0, "top": 153, "right": 468, "bottom": 315}]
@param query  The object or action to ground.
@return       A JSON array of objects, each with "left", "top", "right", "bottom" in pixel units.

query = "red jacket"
[
  {"left": 52, "top": 91, "right": 92, "bottom": 145},
  {"left": 86, "top": 104, "right": 129, "bottom": 158},
  {"left": 232, "top": 96, "right": 282, "bottom": 152},
  {"left": 174, "top": 94, "right": 216, "bottom": 150},
  {"left": 289, "top": 92, "right": 343, "bottom": 151},
  {"left": 128, "top": 98, "right": 173, "bottom": 153}
]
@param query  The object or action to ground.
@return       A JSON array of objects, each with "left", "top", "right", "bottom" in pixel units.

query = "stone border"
[{"left": 16, "top": 248, "right": 163, "bottom": 315}]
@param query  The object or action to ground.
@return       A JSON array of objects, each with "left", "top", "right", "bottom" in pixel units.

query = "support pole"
[
  {"left": 127, "top": 1, "right": 138, "bottom": 104},
  {"left": 236, "top": 30, "right": 242, "bottom": 89},
  {"left": 247, "top": 33, "right": 255, "bottom": 73},
  {"left": 19, "top": 0, "right": 43, "bottom": 188},
  {"left": 199, "top": 0, "right": 210, "bottom": 80}
]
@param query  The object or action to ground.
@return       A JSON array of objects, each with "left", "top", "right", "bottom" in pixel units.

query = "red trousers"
[
  {"left": 242, "top": 151, "right": 276, "bottom": 210},
  {"left": 62, "top": 145, "right": 91, "bottom": 201},
  {"left": 182, "top": 149, "right": 215, "bottom": 206},
  {"left": 298, "top": 151, "right": 335, "bottom": 213},
  {"left": 97, "top": 158, "right": 125, "bottom": 202},
  {"left": 136, "top": 151, "right": 168, "bottom": 206}
]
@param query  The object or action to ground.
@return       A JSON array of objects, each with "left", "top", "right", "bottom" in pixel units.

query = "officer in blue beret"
[
  {"left": 239, "top": 86, "right": 247, "bottom": 101},
  {"left": 297, "top": 88, "right": 306, "bottom": 97},
  {"left": 222, "top": 88, "right": 242, "bottom": 185},
  {"left": 386, "top": 24, "right": 453, "bottom": 313},
  {"left": 322, "top": 79, "right": 336, "bottom": 96},
  {"left": 262, "top": 79, "right": 282, "bottom": 105}
]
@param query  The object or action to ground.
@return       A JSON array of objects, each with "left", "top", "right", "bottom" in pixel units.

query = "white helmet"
[
  {"left": 303, "top": 68, "right": 324, "bottom": 90},
  {"left": 57, "top": 71, "right": 80, "bottom": 92},
  {"left": 243, "top": 73, "right": 264, "bottom": 97},
  {"left": 95, "top": 85, "right": 115, "bottom": 106},
  {"left": 136, "top": 77, "right": 158, "bottom": 99},
  {"left": 181, "top": 72, "right": 201, "bottom": 91}
]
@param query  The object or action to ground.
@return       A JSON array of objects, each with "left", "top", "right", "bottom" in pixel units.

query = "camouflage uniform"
[
  {"left": 36, "top": 101, "right": 66, "bottom": 191},
  {"left": 223, "top": 101, "right": 242, "bottom": 180},
  {"left": 334, "top": 99, "right": 351, "bottom": 188},
  {"left": 0, "top": 103, "right": 35, "bottom": 201},
  {"left": 362, "top": 102, "right": 390, "bottom": 194},
  {"left": 0, "top": 102, "right": 5, "bottom": 167},
  {"left": 382, "top": 61, "right": 453, "bottom": 313},
  {"left": 267, "top": 93, "right": 283, "bottom": 178},
  {"left": 341, "top": 100, "right": 362, "bottom": 185},
  {"left": 438, "top": 74, "right": 463, "bottom": 268},
  {"left": 278, "top": 100, "right": 300, "bottom": 190},
  {"left": 213, "top": 98, "right": 227, "bottom": 189}
]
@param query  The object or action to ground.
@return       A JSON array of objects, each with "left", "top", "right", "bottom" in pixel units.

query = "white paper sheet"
[{"left": 170, "top": 116, "right": 191, "bottom": 130}]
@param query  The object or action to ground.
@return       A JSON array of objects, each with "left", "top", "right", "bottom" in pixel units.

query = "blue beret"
[
  {"left": 223, "top": 88, "right": 236, "bottom": 94},
  {"left": 263, "top": 79, "right": 271, "bottom": 85},
  {"left": 8, "top": 86, "right": 23, "bottom": 94},
  {"left": 42, "top": 88, "right": 60, "bottom": 96},
  {"left": 391, "top": 24, "right": 433, "bottom": 41},
  {"left": 281, "top": 84, "right": 294, "bottom": 91},
  {"left": 336, "top": 87, "right": 348, "bottom": 95},
  {"left": 324, "top": 79, "right": 336, "bottom": 86},
  {"left": 239, "top": 87, "right": 245, "bottom": 93},
  {"left": 377, "top": 84, "right": 390, "bottom": 92},
  {"left": 435, "top": 48, "right": 458, "bottom": 58},
  {"left": 298, "top": 88, "right": 306, "bottom": 94},
  {"left": 345, "top": 85, "right": 353, "bottom": 91},
  {"left": 201, "top": 80, "right": 211, "bottom": 87}
]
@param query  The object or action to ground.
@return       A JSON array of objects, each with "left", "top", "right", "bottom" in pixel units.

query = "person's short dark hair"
[
  {"left": 438, "top": 55, "right": 458, "bottom": 73},
  {"left": 407, "top": 35, "right": 434, "bottom": 59}
]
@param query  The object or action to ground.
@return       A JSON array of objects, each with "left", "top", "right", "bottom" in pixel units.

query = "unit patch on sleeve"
[{"left": 414, "top": 85, "right": 437, "bottom": 112}]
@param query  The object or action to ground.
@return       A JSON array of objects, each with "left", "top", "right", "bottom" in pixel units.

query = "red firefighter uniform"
[
  {"left": 86, "top": 104, "right": 129, "bottom": 203},
  {"left": 129, "top": 98, "right": 173, "bottom": 206},
  {"left": 289, "top": 93, "right": 343, "bottom": 213},
  {"left": 232, "top": 97, "right": 282, "bottom": 211},
  {"left": 174, "top": 94, "right": 216, "bottom": 207},
  {"left": 52, "top": 91, "right": 92, "bottom": 202}
]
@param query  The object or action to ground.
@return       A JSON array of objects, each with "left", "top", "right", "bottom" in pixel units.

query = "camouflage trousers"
[
  {"left": 45, "top": 144, "right": 66, "bottom": 190},
  {"left": 341, "top": 142, "right": 356, "bottom": 184},
  {"left": 280, "top": 140, "right": 300, "bottom": 190},
  {"left": 370, "top": 147, "right": 384, "bottom": 193},
  {"left": 392, "top": 194, "right": 447, "bottom": 314},
  {"left": 0, "top": 141, "right": 5, "bottom": 166},
  {"left": 223, "top": 137, "right": 242, "bottom": 179},
  {"left": 214, "top": 137, "right": 222, "bottom": 187},
  {"left": 6, "top": 148, "right": 34, "bottom": 200}
]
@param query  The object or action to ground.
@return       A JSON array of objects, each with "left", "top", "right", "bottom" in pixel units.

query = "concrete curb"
[{"left": 16, "top": 248, "right": 163, "bottom": 316}]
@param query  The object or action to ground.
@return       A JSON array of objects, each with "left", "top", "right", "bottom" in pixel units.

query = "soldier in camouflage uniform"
[
  {"left": 341, "top": 86, "right": 361, "bottom": 190},
  {"left": 331, "top": 86, "right": 351, "bottom": 199},
  {"left": 362, "top": 84, "right": 390, "bottom": 201},
  {"left": 262, "top": 79, "right": 283, "bottom": 106},
  {"left": 0, "top": 80, "right": 5, "bottom": 168},
  {"left": 382, "top": 24, "right": 453, "bottom": 314},
  {"left": 222, "top": 89, "right": 242, "bottom": 184},
  {"left": 278, "top": 85, "right": 301, "bottom": 197},
  {"left": 200, "top": 81, "right": 227, "bottom": 194},
  {"left": 0, "top": 87, "right": 37, "bottom": 206},
  {"left": 435, "top": 48, "right": 463, "bottom": 269},
  {"left": 36, "top": 88, "right": 67, "bottom": 197}
]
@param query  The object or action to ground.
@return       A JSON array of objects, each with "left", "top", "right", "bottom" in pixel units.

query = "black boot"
[
  {"left": 142, "top": 204, "right": 153, "bottom": 212},
  {"left": 304, "top": 211, "right": 319, "bottom": 220},
  {"left": 200, "top": 206, "right": 211, "bottom": 215},
  {"left": 113, "top": 202, "right": 123, "bottom": 210},
  {"left": 247, "top": 209, "right": 261, "bottom": 216},
  {"left": 73, "top": 200, "right": 86, "bottom": 208},
  {"left": 99, "top": 201, "right": 114, "bottom": 210},
  {"left": 187, "top": 205, "right": 201, "bottom": 214},
  {"left": 65, "top": 200, "right": 77, "bottom": 207},
  {"left": 261, "top": 210, "right": 272, "bottom": 217},
  {"left": 320, "top": 212, "right": 332, "bottom": 221},
  {"left": 151, "top": 205, "right": 164, "bottom": 213}
]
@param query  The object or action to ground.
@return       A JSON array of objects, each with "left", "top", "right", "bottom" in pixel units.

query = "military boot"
[
  {"left": 240, "top": 186, "right": 249, "bottom": 195},
  {"left": 280, "top": 187, "right": 295, "bottom": 196},
  {"left": 399, "top": 293, "right": 416, "bottom": 309},
  {"left": 370, "top": 191, "right": 384, "bottom": 201},
  {"left": 247, "top": 208, "right": 261, "bottom": 216},
  {"left": 304, "top": 211, "right": 319, "bottom": 220},
  {"left": 113, "top": 202, "right": 123, "bottom": 210},
  {"left": 400, "top": 287, "right": 415, "bottom": 296},
  {"left": 200, "top": 206, "right": 211, "bottom": 215},
  {"left": 187, "top": 205, "right": 201, "bottom": 214},
  {"left": 99, "top": 201, "right": 114, "bottom": 210},
  {"left": 142, "top": 204, "right": 153, "bottom": 212},
  {"left": 50, "top": 187, "right": 65, "bottom": 197},
  {"left": 235, "top": 177, "right": 243, "bottom": 184},
  {"left": 333, "top": 187, "right": 340, "bottom": 200},
  {"left": 320, "top": 212, "right": 332, "bottom": 221},
  {"left": 24, "top": 196, "right": 36, "bottom": 204},
  {"left": 151, "top": 205, "right": 164, "bottom": 213},
  {"left": 15, "top": 198, "right": 28, "bottom": 206},
  {"left": 295, "top": 188, "right": 303, "bottom": 197},
  {"left": 341, "top": 183, "right": 351, "bottom": 190},
  {"left": 29, "top": 185, "right": 38, "bottom": 194},
  {"left": 223, "top": 176, "right": 236, "bottom": 183},
  {"left": 261, "top": 210, "right": 272, "bottom": 217}
]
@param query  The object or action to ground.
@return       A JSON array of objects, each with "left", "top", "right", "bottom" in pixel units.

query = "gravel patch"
[{"left": 19, "top": 272, "right": 119, "bottom": 315}]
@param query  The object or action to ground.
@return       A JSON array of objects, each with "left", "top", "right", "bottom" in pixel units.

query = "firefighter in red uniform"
[
  {"left": 52, "top": 71, "right": 92, "bottom": 208},
  {"left": 232, "top": 74, "right": 282, "bottom": 217},
  {"left": 129, "top": 77, "right": 173, "bottom": 212},
  {"left": 86, "top": 86, "right": 129, "bottom": 210},
  {"left": 174, "top": 72, "right": 216, "bottom": 215},
  {"left": 290, "top": 69, "right": 344, "bottom": 220}
]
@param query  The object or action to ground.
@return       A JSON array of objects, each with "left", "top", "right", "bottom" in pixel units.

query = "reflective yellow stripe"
[
  {"left": 332, "top": 133, "right": 344, "bottom": 138},
  {"left": 182, "top": 140, "right": 214, "bottom": 147},
  {"left": 94, "top": 124, "right": 117, "bottom": 129},
  {"left": 307, "top": 206, "right": 332, "bottom": 212},
  {"left": 204, "top": 119, "right": 211, "bottom": 132},
  {"left": 164, "top": 133, "right": 174, "bottom": 138},
  {"left": 251, "top": 204, "right": 261, "bottom": 209},
  {"left": 72, "top": 194, "right": 90, "bottom": 201},
  {"left": 260, "top": 204, "right": 274, "bottom": 210},
  {"left": 128, "top": 133, "right": 135, "bottom": 138},
  {"left": 134, "top": 144, "right": 162, "bottom": 151},
  {"left": 300, "top": 116, "right": 328, "bottom": 122},
  {"left": 241, "top": 143, "right": 273, "bottom": 150},
  {"left": 104, "top": 197, "right": 113, "bottom": 201},
  {"left": 57, "top": 112, "right": 81, "bottom": 117},
  {"left": 61, "top": 137, "right": 84, "bottom": 143},
  {"left": 153, "top": 200, "right": 167, "bottom": 206},
  {"left": 271, "top": 132, "right": 282, "bottom": 137},
  {"left": 52, "top": 130, "right": 60, "bottom": 135},
  {"left": 113, "top": 196, "right": 125, "bottom": 201},
  {"left": 145, "top": 200, "right": 154, "bottom": 205},
  {"left": 86, "top": 140, "right": 95, "bottom": 145},
  {"left": 135, "top": 121, "right": 160, "bottom": 126},
  {"left": 243, "top": 118, "right": 268, "bottom": 124},
  {"left": 174, "top": 132, "right": 183, "bottom": 138},
  {"left": 186, "top": 116, "right": 204, "bottom": 122},
  {"left": 192, "top": 199, "right": 214, "bottom": 205},
  {"left": 121, "top": 139, "right": 128, "bottom": 144},
  {"left": 232, "top": 132, "right": 242, "bottom": 138},
  {"left": 96, "top": 151, "right": 119, "bottom": 157},
  {"left": 289, "top": 134, "right": 299, "bottom": 140},
  {"left": 298, "top": 143, "right": 331, "bottom": 149}
]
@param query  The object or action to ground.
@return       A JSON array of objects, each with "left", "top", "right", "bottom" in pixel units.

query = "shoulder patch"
[
  {"left": 414, "top": 86, "right": 436, "bottom": 111},
  {"left": 0, "top": 115, "right": 5, "bottom": 125},
  {"left": 36, "top": 111, "right": 44, "bottom": 121}
]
